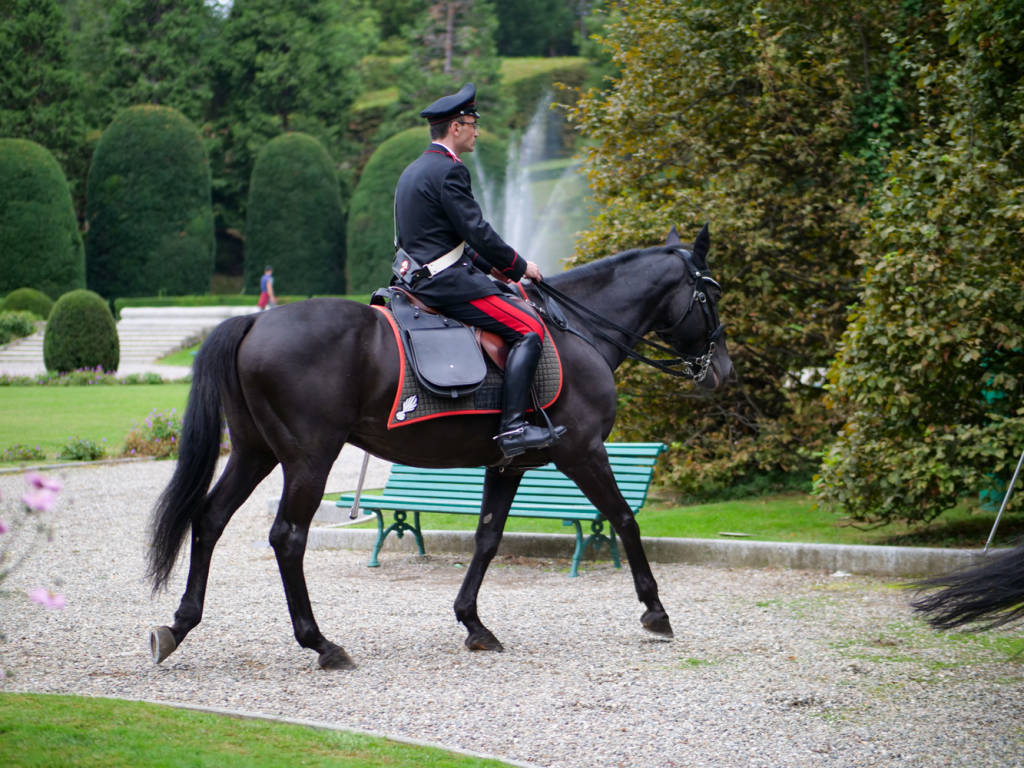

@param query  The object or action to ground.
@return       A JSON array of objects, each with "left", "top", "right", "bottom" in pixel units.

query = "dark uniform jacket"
[{"left": 394, "top": 143, "right": 525, "bottom": 306}]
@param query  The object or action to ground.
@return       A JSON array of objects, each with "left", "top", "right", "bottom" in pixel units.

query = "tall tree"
[
  {"left": 0, "top": 0, "right": 86, "bottom": 198},
  {"left": 567, "top": 0, "right": 902, "bottom": 497},
  {"left": 389, "top": 0, "right": 506, "bottom": 133},
  {"left": 816, "top": 0, "right": 1024, "bottom": 525},
  {"left": 208, "top": 0, "right": 378, "bottom": 261},
  {"left": 493, "top": 0, "right": 577, "bottom": 56}
]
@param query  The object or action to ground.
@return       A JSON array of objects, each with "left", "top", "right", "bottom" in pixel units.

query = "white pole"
[
  {"left": 984, "top": 447, "right": 1024, "bottom": 553},
  {"left": 348, "top": 451, "right": 372, "bottom": 520}
]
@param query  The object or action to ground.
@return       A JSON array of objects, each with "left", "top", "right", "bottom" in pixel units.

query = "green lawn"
[
  {"left": 0, "top": 693, "right": 515, "bottom": 768},
  {"left": 334, "top": 491, "right": 1024, "bottom": 549},
  {"left": 0, "top": 384, "right": 190, "bottom": 463}
]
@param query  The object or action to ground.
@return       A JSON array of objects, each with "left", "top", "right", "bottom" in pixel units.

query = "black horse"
[{"left": 147, "top": 225, "right": 733, "bottom": 669}]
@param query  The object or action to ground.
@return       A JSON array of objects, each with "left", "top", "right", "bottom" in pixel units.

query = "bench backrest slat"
[{"left": 375, "top": 442, "right": 665, "bottom": 517}]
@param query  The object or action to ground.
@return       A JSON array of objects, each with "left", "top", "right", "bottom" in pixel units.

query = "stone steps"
[{"left": 0, "top": 305, "right": 260, "bottom": 375}]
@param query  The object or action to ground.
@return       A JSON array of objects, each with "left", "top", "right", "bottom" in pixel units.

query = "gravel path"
[{"left": 2, "top": 457, "right": 1022, "bottom": 767}]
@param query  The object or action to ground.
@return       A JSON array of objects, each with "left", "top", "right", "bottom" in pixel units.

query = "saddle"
[{"left": 371, "top": 287, "right": 509, "bottom": 398}]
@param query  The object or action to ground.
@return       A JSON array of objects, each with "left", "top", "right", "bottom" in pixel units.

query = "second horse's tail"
[
  {"left": 146, "top": 314, "right": 258, "bottom": 592},
  {"left": 913, "top": 541, "right": 1024, "bottom": 630}
]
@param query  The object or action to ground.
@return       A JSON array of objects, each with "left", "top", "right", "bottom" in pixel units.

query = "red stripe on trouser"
[{"left": 468, "top": 295, "right": 545, "bottom": 341}]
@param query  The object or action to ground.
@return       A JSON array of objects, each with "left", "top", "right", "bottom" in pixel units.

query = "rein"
[{"left": 531, "top": 250, "right": 724, "bottom": 382}]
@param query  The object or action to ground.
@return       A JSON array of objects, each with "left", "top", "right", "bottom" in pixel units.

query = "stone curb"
[{"left": 307, "top": 524, "right": 993, "bottom": 578}]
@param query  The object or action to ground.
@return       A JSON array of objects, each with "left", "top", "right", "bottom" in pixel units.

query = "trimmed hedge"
[
  {"left": 244, "top": 133, "right": 346, "bottom": 295},
  {"left": 0, "top": 139, "right": 85, "bottom": 299},
  {"left": 0, "top": 311, "right": 39, "bottom": 346},
  {"left": 0, "top": 287, "right": 54, "bottom": 319},
  {"left": 345, "top": 127, "right": 508, "bottom": 293},
  {"left": 85, "top": 105, "right": 214, "bottom": 299},
  {"left": 43, "top": 289, "right": 119, "bottom": 373}
]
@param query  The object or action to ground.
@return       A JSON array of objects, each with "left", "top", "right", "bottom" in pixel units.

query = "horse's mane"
[{"left": 553, "top": 245, "right": 671, "bottom": 284}]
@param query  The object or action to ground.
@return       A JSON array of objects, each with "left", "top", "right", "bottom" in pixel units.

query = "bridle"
[{"left": 532, "top": 248, "right": 725, "bottom": 382}]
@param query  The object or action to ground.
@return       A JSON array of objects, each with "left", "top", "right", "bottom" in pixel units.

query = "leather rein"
[{"left": 531, "top": 249, "right": 724, "bottom": 382}]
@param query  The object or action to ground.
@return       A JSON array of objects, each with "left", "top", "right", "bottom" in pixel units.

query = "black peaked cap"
[{"left": 420, "top": 83, "right": 479, "bottom": 124}]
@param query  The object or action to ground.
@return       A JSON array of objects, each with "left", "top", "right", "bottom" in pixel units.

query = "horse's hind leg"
[
  {"left": 453, "top": 467, "right": 522, "bottom": 651},
  {"left": 270, "top": 456, "right": 353, "bottom": 670},
  {"left": 151, "top": 451, "right": 276, "bottom": 663},
  {"left": 561, "top": 458, "right": 673, "bottom": 637}
]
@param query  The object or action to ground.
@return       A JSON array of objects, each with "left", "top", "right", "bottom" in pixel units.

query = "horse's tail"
[
  {"left": 147, "top": 314, "right": 258, "bottom": 592},
  {"left": 912, "top": 541, "right": 1024, "bottom": 631}
]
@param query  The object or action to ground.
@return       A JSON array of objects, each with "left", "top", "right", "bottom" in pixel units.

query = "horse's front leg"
[
  {"left": 270, "top": 463, "right": 354, "bottom": 670},
  {"left": 453, "top": 466, "right": 523, "bottom": 651},
  {"left": 562, "top": 459, "right": 673, "bottom": 638}
]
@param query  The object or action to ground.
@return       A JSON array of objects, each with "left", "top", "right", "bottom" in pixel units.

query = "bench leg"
[
  {"left": 568, "top": 520, "right": 585, "bottom": 577},
  {"left": 368, "top": 509, "right": 425, "bottom": 567},
  {"left": 573, "top": 519, "right": 622, "bottom": 576}
]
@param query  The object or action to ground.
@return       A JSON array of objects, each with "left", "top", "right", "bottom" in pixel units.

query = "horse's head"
[{"left": 654, "top": 224, "right": 733, "bottom": 390}]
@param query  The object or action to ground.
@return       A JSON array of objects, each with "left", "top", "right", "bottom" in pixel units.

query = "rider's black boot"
[{"left": 494, "top": 333, "right": 566, "bottom": 458}]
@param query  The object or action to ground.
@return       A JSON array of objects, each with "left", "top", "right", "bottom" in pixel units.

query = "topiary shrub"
[
  {"left": 345, "top": 127, "right": 507, "bottom": 293},
  {"left": 1, "top": 287, "right": 54, "bottom": 319},
  {"left": 0, "top": 139, "right": 86, "bottom": 299},
  {"left": 43, "top": 290, "right": 119, "bottom": 373},
  {"left": 244, "top": 133, "right": 346, "bottom": 295},
  {"left": 86, "top": 105, "right": 214, "bottom": 300}
]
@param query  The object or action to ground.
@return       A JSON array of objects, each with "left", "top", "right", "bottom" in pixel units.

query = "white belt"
[{"left": 424, "top": 242, "right": 465, "bottom": 276}]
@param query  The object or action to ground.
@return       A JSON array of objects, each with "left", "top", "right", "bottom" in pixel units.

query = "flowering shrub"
[
  {"left": 57, "top": 436, "right": 107, "bottom": 462},
  {"left": 122, "top": 408, "right": 182, "bottom": 459},
  {"left": 1, "top": 444, "right": 47, "bottom": 463},
  {"left": 1, "top": 472, "right": 66, "bottom": 678}
]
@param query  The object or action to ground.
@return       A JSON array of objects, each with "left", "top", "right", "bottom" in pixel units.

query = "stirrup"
[{"left": 494, "top": 423, "right": 566, "bottom": 458}]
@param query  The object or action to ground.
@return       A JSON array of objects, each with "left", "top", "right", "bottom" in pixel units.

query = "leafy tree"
[
  {"left": 0, "top": 138, "right": 85, "bottom": 299},
  {"left": 207, "top": 0, "right": 378, "bottom": 260},
  {"left": 388, "top": 0, "right": 507, "bottom": 135},
  {"left": 494, "top": 0, "right": 577, "bottom": 56},
  {"left": 816, "top": 0, "right": 1024, "bottom": 525},
  {"left": 0, "top": 0, "right": 87, "bottom": 201},
  {"left": 85, "top": 105, "right": 214, "bottom": 299},
  {"left": 71, "top": 0, "right": 219, "bottom": 129},
  {"left": 567, "top": 0, "right": 899, "bottom": 497},
  {"left": 245, "top": 133, "right": 346, "bottom": 295}
]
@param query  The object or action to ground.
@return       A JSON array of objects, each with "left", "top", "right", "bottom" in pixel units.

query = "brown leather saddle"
[{"left": 371, "top": 287, "right": 510, "bottom": 399}]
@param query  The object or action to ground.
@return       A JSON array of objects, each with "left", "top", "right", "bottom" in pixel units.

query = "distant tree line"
[{"left": 1, "top": 0, "right": 592, "bottom": 299}]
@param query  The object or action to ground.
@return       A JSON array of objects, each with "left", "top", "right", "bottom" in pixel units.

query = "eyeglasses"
[{"left": 455, "top": 119, "right": 480, "bottom": 130}]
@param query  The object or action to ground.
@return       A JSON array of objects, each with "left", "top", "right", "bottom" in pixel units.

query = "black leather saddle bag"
[{"left": 383, "top": 288, "right": 487, "bottom": 399}]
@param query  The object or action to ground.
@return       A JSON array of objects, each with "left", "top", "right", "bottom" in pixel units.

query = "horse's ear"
[
  {"left": 692, "top": 223, "right": 710, "bottom": 267},
  {"left": 665, "top": 225, "right": 681, "bottom": 246}
]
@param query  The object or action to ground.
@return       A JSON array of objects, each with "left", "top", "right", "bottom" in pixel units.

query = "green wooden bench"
[{"left": 336, "top": 442, "right": 666, "bottom": 576}]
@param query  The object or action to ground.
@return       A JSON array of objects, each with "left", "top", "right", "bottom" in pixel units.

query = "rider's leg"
[{"left": 494, "top": 331, "right": 566, "bottom": 457}]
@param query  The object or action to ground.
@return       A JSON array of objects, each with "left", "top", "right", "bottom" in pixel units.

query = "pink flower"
[
  {"left": 0, "top": 518, "right": 8, "bottom": 534},
  {"left": 22, "top": 488, "right": 59, "bottom": 513},
  {"left": 25, "top": 472, "right": 62, "bottom": 493},
  {"left": 22, "top": 472, "right": 61, "bottom": 512},
  {"left": 28, "top": 587, "right": 65, "bottom": 610}
]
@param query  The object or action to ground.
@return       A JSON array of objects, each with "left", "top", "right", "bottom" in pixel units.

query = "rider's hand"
[{"left": 523, "top": 260, "right": 543, "bottom": 282}]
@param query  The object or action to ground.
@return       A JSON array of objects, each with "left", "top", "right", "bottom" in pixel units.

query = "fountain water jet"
[{"left": 469, "top": 92, "right": 587, "bottom": 276}]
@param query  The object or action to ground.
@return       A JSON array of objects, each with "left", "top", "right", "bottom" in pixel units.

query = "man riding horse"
[{"left": 393, "top": 83, "right": 565, "bottom": 458}]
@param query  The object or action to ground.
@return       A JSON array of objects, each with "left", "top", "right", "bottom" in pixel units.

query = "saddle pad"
[{"left": 373, "top": 305, "right": 563, "bottom": 429}]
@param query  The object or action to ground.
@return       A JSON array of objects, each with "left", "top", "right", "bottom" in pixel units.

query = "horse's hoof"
[
  {"left": 150, "top": 626, "right": 177, "bottom": 664},
  {"left": 317, "top": 645, "right": 356, "bottom": 670},
  {"left": 641, "top": 609, "right": 674, "bottom": 638},
  {"left": 465, "top": 629, "right": 504, "bottom": 652}
]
